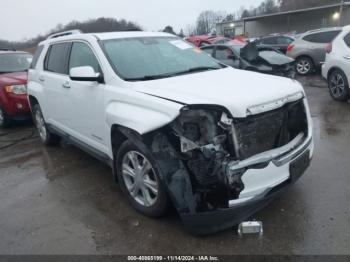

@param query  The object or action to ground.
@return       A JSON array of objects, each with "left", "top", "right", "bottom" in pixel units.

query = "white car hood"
[{"left": 132, "top": 67, "right": 304, "bottom": 118}]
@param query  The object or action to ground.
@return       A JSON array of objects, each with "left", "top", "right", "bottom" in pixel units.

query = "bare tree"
[{"left": 195, "top": 10, "right": 226, "bottom": 35}]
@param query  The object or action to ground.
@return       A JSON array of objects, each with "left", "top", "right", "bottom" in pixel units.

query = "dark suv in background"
[
  {"left": 286, "top": 27, "right": 342, "bottom": 75},
  {"left": 0, "top": 49, "right": 33, "bottom": 127},
  {"left": 256, "top": 35, "right": 295, "bottom": 54}
]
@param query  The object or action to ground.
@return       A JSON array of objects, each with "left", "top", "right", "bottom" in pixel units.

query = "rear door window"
[
  {"left": 201, "top": 46, "right": 215, "bottom": 56},
  {"left": 261, "top": 37, "right": 277, "bottom": 45},
  {"left": 30, "top": 45, "right": 44, "bottom": 69},
  {"left": 215, "top": 46, "right": 234, "bottom": 60},
  {"left": 69, "top": 42, "right": 101, "bottom": 73},
  {"left": 44, "top": 42, "right": 71, "bottom": 74},
  {"left": 344, "top": 33, "right": 350, "bottom": 48},
  {"left": 303, "top": 31, "right": 341, "bottom": 43},
  {"left": 277, "top": 36, "right": 294, "bottom": 45}
]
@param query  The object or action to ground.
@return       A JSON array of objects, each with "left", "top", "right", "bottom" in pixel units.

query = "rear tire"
[
  {"left": 296, "top": 57, "right": 314, "bottom": 75},
  {"left": 32, "top": 104, "right": 60, "bottom": 145},
  {"left": 0, "top": 107, "right": 10, "bottom": 128},
  {"left": 328, "top": 69, "right": 349, "bottom": 102},
  {"left": 116, "top": 140, "right": 169, "bottom": 218}
]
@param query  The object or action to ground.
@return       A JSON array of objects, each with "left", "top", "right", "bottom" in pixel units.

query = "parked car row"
[
  {"left": 187, "top": 27, "right": 345, "bottom": 78},
  {"left": 19, "top": 30, "right": 313, "bottom": 235}
]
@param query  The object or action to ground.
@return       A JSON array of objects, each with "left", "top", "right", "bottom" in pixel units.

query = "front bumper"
[
  {"left": 180, "top": 137, "right": 313, "bottom": 235},
  {"left": 1, "top": 93, "right": 31, "bottom": 118}
]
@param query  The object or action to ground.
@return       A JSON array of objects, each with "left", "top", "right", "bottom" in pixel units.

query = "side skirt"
[{"left": 47, "top": 124, "right": 113, "bottom": 168}]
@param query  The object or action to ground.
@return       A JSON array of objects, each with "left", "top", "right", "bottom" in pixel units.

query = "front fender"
[{"left": 105, "top": 99, "right": 183, "bottom": 135}]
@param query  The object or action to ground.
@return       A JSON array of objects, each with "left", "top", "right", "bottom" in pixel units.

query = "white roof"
[{"left": 40, "top": 31, "right": 177, "bottom": 45}]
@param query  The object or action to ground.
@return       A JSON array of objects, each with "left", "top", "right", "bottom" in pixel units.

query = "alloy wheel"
[
  {"left": 330, "top": 73, "right": 345, "bottom": 98},
  {"left": 122, "top": 151, "right": 159, "bottom": 207},
  {"left": 297, "top": 59, "right": 311, "bottom": 74},
  {"left": 35, "top": 109, "right": 47, "bottom": 141}
]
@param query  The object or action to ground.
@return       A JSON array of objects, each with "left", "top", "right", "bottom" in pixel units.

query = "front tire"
[
  {"left": 116, "top": 140, "right": 169, "bottom": 217},
  {"left": 328, "top": 70, "right": 349, "bottom": 102},
  {"left": 32, "top": 104, "right": 60, "bottom": 145},
  {"left": 0, "top": 107, "right": 10, "bottom": 128}
]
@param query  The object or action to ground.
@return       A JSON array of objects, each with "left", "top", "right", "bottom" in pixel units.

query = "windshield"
[
  {"left": 102, "top": 37, "right": 223, "bottom": 81},
  {"left": 0, "top": 53, "right": 33, "bottom": 73}
]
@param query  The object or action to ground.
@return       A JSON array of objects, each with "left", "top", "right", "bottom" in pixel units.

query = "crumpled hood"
[
  {"left": 132, "top": 67, "right": 304, "bottom": 118},
  {"left": 259, "top": 51, "right": 295, "bottom": 66},
  {"left": 0, "top": 71, "right": 28, "bottom": 86}
]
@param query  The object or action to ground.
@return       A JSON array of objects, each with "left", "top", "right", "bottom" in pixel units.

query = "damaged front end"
[{"left": 142, "top": 95, "right": 313, "bottom": 235}]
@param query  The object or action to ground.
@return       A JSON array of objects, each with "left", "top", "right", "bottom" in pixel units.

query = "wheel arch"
[
  {"left": 296, "top": 55, "right": 315, "bottom": 66},
  {"left": 28, "top": 95, "right": 39, "bottom": 109},
  {"left": 327, "top": 66, "right": 347, "bottom": 80}
]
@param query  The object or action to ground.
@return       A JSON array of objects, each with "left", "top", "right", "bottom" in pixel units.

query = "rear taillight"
[
  {"left": 326, "top": 43, "right": 333, "bottom": 54},
  {"left": 287, "top": 44, "right": 295, "bottom": 52}
]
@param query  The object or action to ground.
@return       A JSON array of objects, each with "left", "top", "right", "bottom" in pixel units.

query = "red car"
[
  {"left": 186, "top": 35, "right": 230, "bottom": 47},
  {"left": 0, "top": 50, "right": 33, "bottom": 127}
]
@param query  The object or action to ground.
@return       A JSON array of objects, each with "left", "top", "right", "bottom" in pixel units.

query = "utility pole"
[{"left": 339, "top": 0, "right": 344, "bottom": 26}]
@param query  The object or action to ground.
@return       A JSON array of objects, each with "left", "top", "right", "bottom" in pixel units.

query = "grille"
[{"left": 234, "top": 100, "right": 308, "bottom": 160}]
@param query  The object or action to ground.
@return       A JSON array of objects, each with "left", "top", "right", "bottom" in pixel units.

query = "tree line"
[
  {"left": 0, "top": 0, "right": 348, "bottom": 50},
  {"left": 0, "top": 17, "right": 141, "bottom": 51}
]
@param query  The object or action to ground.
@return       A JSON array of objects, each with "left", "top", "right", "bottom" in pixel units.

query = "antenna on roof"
[{"left": 47, "top": 30, "right": 82, "bottom": 40}]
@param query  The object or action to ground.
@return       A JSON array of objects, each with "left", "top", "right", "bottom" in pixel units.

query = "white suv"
[
  {"left": 322, "top": 25, "right": 350, "bottom": 101},
  {"left": 28, "top": 30, "right": 314, "bottom": 235}
]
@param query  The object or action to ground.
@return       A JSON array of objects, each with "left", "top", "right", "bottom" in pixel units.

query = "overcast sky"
[{"left": 0, "top": 0, "right": 263, "bottom": 41}]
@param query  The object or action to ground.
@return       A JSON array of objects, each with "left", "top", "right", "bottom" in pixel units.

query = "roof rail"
[{"left": 47, "top": 30, "right": 82, "bottom": 40}]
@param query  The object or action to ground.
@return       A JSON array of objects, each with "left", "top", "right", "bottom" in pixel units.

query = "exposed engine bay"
[{"left": 152, "top": 99, "right": 309, "bottom": 212}]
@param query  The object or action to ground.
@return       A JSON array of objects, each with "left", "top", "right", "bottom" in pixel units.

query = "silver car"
[{"left": 286, "top": 27, "right": 342, "bottom": 75}]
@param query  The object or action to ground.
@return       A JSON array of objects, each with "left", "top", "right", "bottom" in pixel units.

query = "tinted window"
[
  {"left": 201, "top": 46, "right": 214, "bottom": 56},
  {"left": 277, "top": 36, "right": 294, "bottom": 45},
  {"left": 303, "top": 31, "right": 341, "bottom": 43},
  {"left": 261, "top": 37, "right": 277, "bottom": 45},
  {"left": 30, "top": 45, "right": 44, "bottom": 69},
  {"left": 45, "top": 42, "right": 71, "bottom": 74},
  {"left": 344, "top": 33, "right": 350, "bottom": 48},
  {"left": 69, "top": 42, "right": 100, "bottom": 73},
  {"left": 215, "top": 46, "right": 234, "bottom": 60}
]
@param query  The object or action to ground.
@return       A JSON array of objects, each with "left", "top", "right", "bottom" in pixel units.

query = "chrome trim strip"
[{"left": 228, "top": 133, "right": 311, "bottom": 171}]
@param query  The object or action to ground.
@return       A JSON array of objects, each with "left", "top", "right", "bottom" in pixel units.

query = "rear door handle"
[
  {"left": 39, "top": 75, "right": 45, "bottom": 82},
  {"left": 344, "top": 55, "right": 350, "bottom": 60},
  {"left": 62, "top": 82, "right": 71, "bottom": 89}
]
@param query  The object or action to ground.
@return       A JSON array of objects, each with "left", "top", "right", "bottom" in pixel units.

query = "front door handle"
[
  {"left": 39, "top": 75, "right": 45, "bottom": 82},
  {"left": 62, "top": 82, "right": 71, "bottom": 89},
  {"left": 344, "top": 55, "right": 350, "bottom": 60}
]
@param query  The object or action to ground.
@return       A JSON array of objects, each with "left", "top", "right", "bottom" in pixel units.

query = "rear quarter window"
[
  {"left": 303, "top": 31, "right": 341, "bottom": 44},
  {"left": 44, "top": 42, "right": 71, "bottom": 74},
  {"left": 30, "top": 45, "right": 44, "bottom": 69}
]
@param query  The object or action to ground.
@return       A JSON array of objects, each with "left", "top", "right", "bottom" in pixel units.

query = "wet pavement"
[{"left": 0, "top": 75, "right": 350, "bottom": 255}]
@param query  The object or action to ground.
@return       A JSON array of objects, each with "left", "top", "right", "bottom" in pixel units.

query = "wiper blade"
[
  {"left": 185, "top": 66, "right": 221, "bottom": 73},
  {"left": 124, "top": 75, "right": 168, "bottom": 81},
  {"left": 124, "top": 67, "right": 222, "bottom": 81}
]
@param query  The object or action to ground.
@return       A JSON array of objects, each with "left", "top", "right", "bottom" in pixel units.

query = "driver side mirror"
[{"left": 70, "top": 66, "right": 103, "bottom": 83}]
